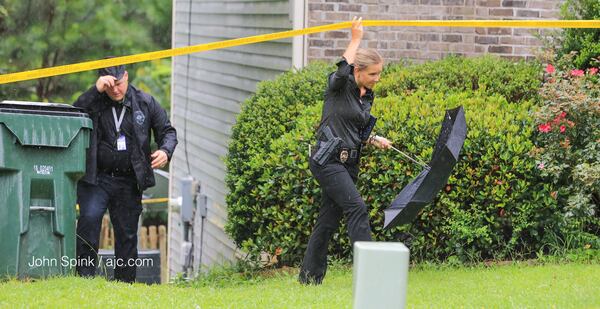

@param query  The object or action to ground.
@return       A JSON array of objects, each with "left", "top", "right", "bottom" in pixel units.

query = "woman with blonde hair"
[{"left": 299, "top": 17, "right": 392, "bottom": 285}]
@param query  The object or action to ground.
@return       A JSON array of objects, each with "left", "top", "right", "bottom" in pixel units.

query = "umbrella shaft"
[{"left": 390, "top": 146, "right": 429, "bottom": 168}]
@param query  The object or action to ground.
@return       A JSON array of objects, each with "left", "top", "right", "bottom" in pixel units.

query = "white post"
[
  {"left": 290, "top": 0, "right": 307, "bottom": 70},
  {"left": 352, "top": 242, "right": 410, "bottom": 309}
]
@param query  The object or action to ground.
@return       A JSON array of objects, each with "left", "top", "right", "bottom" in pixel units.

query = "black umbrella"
[{"left": 384, "top": 106, "right": 467, "bottom": 229}]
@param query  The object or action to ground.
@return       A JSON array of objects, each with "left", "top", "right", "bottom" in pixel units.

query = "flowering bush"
[{"left": 532, "top": 62, "right": 600, "bottom": 245}]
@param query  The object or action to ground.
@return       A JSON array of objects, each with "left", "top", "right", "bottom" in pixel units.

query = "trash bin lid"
[
  {"left": 0, "top": 101, "right": 88, "bottom": 117},
  {"left": 0, "top": 101, "right": 92, "bottom": 148}
]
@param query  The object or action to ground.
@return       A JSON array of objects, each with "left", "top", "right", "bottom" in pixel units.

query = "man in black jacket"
[{"left": 74, "top": 63, "right": 177, "bottom": 283}]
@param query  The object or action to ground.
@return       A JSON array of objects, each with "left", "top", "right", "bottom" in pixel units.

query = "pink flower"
[
  {"left": 589, "top": 68, "right": 598, "bottom": 75},
  {"left": 538, "top": 162, "right": 545, "bottom": 170},
  {"left": 571, "top": 69, "right": 585, "bottom": 77},
  {"left": 545, "top": 64, "right": 555, "bottom": 74},
  {"left": 553, "top": 111, "right": 567, "bottom": 124},
  {"left": 538, "top": 123, "right": 551, "bottom": 133},
  {"left": 560, "top": 125, "right": 566, "bottom": 133}
]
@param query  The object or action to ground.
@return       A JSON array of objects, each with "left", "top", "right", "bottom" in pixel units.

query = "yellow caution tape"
[
  {"left": 1, "top": 20, "right": 599, "bottom": 85},
  {"left": 142, "top": 197, "right": 169, "bottom": 205},
  {"left": 77, "top": 199, "right": 167, "bottom": 207}
]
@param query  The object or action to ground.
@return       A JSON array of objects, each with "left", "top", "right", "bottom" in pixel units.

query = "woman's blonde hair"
[{"left": 354, "top": 48, "right": 383, "bottom": 70}]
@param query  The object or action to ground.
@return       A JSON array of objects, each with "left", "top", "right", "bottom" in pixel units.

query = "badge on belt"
[{"left": 339, "top": 149, "right": 349, "bottom": 163}]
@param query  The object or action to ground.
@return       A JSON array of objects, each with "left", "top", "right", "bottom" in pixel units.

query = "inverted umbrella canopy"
[{"left": 384, "top": 106, "right": 467, "bottom": 229}]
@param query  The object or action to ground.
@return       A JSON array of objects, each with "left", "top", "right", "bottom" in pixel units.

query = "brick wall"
[{"left": 307, "top": 0, "right": 564, "bottom": 63}]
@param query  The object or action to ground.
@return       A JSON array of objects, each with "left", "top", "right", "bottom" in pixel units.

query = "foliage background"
[{"left": 555, "top": 0, "right": 600, "bottom": 69}]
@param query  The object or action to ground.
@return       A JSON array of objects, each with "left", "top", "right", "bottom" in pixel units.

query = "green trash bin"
[{"left": 0, "top": 101, "right": 92, "bottom": 278}]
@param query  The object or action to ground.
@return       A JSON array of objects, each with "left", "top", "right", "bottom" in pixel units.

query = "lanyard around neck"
[{"left": 111, "top": 106, "right": 126, "bottom": 134}]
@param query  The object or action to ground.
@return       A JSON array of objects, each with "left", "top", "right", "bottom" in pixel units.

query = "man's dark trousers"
[
  {"left": 299, "top": 158, "right": 372, "bottom": 284},
  {"left": 76, "top": 173, "right": 142, "bottom": 283}
]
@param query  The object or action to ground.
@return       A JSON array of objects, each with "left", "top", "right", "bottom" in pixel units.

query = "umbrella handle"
[{"left": 389, "top": 146, "right": 429, "bottom": 169}]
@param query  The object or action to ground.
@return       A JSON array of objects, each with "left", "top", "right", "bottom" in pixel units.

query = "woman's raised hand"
[{"left": 351, "top": 16, "right": 363, "bottom": 41}]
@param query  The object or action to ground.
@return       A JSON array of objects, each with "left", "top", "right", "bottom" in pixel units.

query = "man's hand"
[
  {"left": 95, "top": 75, "right": 117, "bottom": 93},
  {"left": 151, "top": 150, "right": 168, "bottom": 169},
  {"left": 371, "top": 135, "right": 393, "bottom": 150}
]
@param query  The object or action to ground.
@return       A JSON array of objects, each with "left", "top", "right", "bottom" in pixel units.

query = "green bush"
[
  {"left": 558, "top": 0, "right": 600, "bottom": 69},
  {"left": 227, "top": 56, "right": 600, "bottom": 267},
  {"left": 376, "top": 55, "right": 542, "bottom": 103}
]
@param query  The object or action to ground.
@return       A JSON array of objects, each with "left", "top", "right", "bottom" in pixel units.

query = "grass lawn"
[{"left": 1, "top": 262, "right": 598, "bottom": 308}]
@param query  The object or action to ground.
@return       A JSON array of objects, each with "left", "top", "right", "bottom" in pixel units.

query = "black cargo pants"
[
  {"left": 75, "top": 173, "right": 142, "bottom": 283},
  {"left": 299, "top": 154, "right": 372, "bottom": 285}
]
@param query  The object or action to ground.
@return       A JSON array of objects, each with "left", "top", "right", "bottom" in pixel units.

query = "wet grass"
[{"left": 1, "top": 261, "right": 598, "bottom": 308}]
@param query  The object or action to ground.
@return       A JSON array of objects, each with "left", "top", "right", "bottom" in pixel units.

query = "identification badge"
[{"left": 117, "top": 134, "right": 127, "bottom": 151}]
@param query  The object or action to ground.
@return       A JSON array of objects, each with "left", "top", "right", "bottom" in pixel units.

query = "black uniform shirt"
[
  {"left": 96, "top": 93, "right": 135, "bottom": 176},
  {"left": 317, "top": 58, "right": 374, "bottom": 148}
]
